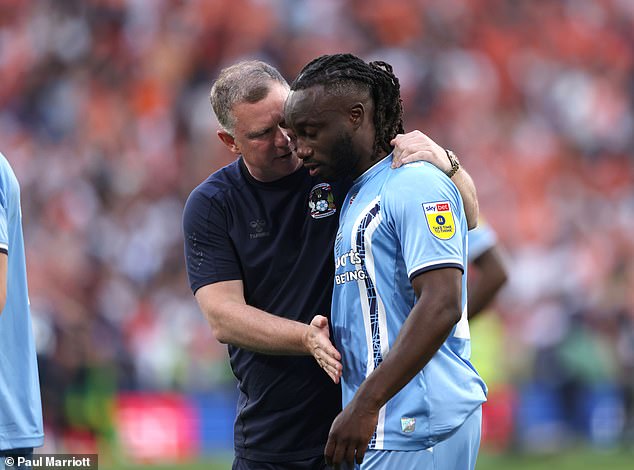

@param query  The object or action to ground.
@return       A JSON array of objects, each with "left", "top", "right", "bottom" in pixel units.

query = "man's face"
[
  {"left": 284, "top": 86, "right": 363, "bottom": 181},
  {"left": 223, "top": 82, "right": 301, "bottom": 182}
]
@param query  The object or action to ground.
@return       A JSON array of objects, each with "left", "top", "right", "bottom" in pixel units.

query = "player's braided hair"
[{"left": 290, "top": 53, "right": 404, "bottom": 159}]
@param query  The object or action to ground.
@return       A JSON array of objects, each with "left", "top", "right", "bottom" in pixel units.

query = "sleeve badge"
[{"left": 422, "top": 201, "right": 456, "bottom": 240}]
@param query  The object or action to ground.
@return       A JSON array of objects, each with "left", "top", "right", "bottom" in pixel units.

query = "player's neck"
[{"left": 353, "top": 148, "right": 388, "bottom": 178}]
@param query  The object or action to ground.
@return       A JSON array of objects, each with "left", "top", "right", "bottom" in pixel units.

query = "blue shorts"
[
  {"left": 233, "top": 454, "right": 332, "bottom": 470},
  {"left": 359, "top": 406, "right": 482, "bottom": 470}
]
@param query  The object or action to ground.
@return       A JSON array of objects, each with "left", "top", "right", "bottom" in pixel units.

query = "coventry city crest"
[{"left": 308, "top": 183, "right": 337, "bottom": 219}]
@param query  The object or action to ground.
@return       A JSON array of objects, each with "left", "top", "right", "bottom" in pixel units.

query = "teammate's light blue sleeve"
[
  {"left": 467, "top": 222, "right": 497, "bottom": 261},
  {"left": 0, "top": 152, "right": 44, "bottom": 450},
  {"left": 384, "top": 162, "right": 466, "bottom": 281},
  {"left": 0, "top": 172, "right": 8, "bottom": 251}
]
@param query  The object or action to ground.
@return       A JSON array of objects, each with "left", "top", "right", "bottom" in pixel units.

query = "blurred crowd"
[{"left": 0, "top": 0, "right": 633, "bottom": 452}]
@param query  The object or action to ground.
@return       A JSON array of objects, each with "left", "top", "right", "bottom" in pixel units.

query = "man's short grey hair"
[{"left": 210, "top": 60, "right": 289, "bottom": 135}]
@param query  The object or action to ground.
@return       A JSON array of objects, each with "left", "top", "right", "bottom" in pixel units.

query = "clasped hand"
[{"left": 305, "top": 315, "right": 342, "bottom": 383}]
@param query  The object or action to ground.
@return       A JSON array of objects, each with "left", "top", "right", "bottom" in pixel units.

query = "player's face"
[
  {"left": 284, "top": 86, "right": 362, "bottom": 181},
  {"left": 225, "top": 82, "right": 301, "bottom": 182}
]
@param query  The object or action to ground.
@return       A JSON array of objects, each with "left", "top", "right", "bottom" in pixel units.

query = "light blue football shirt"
[
  {"left": 0, "top": 153, "right": 44, "bottom": 450},
  {"left": 331, "top": 155, "right": 486, "bottom": 451},
  {"left": 468, "top": 221, "right": 498, "bottom": 262}
]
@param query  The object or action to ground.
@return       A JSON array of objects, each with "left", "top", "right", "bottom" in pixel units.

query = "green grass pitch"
[{"left": 100, "top": 448, "right": 633, "bottom": 470}]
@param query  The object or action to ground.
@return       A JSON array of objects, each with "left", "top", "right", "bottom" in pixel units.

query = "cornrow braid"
[{"left": 291, "top": 53, "right": 404, "bottom": 159}]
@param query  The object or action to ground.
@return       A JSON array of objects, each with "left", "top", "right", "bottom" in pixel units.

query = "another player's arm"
[
  {"left": 196, "top": 280, "right": 342, "bottom": 382},
  {"left": 0, "top": 249, "right": 7, "bottom": 314},
  {"left": 391, "top": 131, "right": 479, "bottom": 229},
  {"left": 325, "top": 267, "right": 462, "bottom": 466},
  {"left": 468, "top": 245, "right": 507, "bottom": 319}
]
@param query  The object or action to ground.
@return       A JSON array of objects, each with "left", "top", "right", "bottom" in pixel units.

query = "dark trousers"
[
  {"left": 233, "top": 454, "right": 333, "bottom": 470},
  {"left": 0, "top": 448, "right": 34, "bottom": 470}
]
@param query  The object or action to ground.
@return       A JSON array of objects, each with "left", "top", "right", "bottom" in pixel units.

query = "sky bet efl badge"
[{"left": 423, "top": 201, "right": 456, "bottom": 239}]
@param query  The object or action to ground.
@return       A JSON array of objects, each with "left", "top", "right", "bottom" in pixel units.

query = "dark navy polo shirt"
[{"left": 183, "top": 158, "right": 349, "bottom": 462}]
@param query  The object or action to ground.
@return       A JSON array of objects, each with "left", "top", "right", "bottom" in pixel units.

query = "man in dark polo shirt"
[{"left": 182, "top": 60, "right": 479, "bottom": 469}]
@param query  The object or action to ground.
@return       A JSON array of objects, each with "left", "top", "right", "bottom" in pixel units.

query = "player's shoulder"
[
  {"left": 389, "top": 161, "right": 447, "bottom": 184},
  {"left": 468, "top": 220, "right": 498, "bottom": 252},
  {"left": 184, "top": 160, "right": 245, "bottom": 220},
  {"left": 0, "top": 152, "right": 14, "bottom": 181},
  {"left": 0, "top": 153, "right": 19, "bottom": 205},
  {"left": 380, "top": 161, "right": 464, "bottom": 223},
  {"left": 187, "top": 160, "right": 244, "bottom": 202},
  {"left": 385, "top": 161, "right": 456, "bottom": 196},
  {"left": 470, "top": 220, "right": 496, "bottom": 237}
]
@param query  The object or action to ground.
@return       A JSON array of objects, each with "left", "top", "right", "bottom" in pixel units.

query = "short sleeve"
[
  {"left": 182, "top": 188, "right": 242, "bottom": 294},
  {"left": 384, "top": 163, "right": 465, "bottom": 281},
  {"left": 0, "top": 178, "right": 8, "bottom": 253}
]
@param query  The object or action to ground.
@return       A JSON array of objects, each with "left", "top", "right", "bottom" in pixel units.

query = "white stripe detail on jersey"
[
  {"left": 0, "top": 242, "right": 7, "bottom": 251},
  {"left": 376, "top": 405, "right": 387, "bottom": 450},
  {"left": 407, "top": 258, "right": 464, "bottom": 278},
  {"left": 351, "top": 197, "right": 381, "bottom": 378},
  {"left": 362, "top": 209, "right": 389, "bottom": 361},
  {"left": 362, "top": 204, "right": 388, "bottom": 449},
  {"left": 359, "top": 276, "right": 374, "bottom": 376},
  {"left": 351, "top": 196, "right": 388, "bottom": 449},
  {"left": 453, "top": 303, "right": 470, "bottom": 339}
]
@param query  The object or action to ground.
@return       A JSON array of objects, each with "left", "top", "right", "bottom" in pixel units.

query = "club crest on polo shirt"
[
  {"left": 423, "top": 201, "right": 456, "bottom": 240},
  {"left": 308, "top": 183, "right": 337, "bottom": 219}
]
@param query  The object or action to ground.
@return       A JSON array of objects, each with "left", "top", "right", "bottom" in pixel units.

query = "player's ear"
[
  {"left": 218, "top": 130, "right": 240, "bottom": 154},
  {"left": 349, "top": 103, "right": 365, "bottom": 130}
]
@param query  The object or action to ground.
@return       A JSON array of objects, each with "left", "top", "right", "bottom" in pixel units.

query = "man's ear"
[
  {"left": 349, "top": 103, "right": 365, "bottom": 130},
  {"left": 218, "top": 130, "right": 240, "bottom": 154}
]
